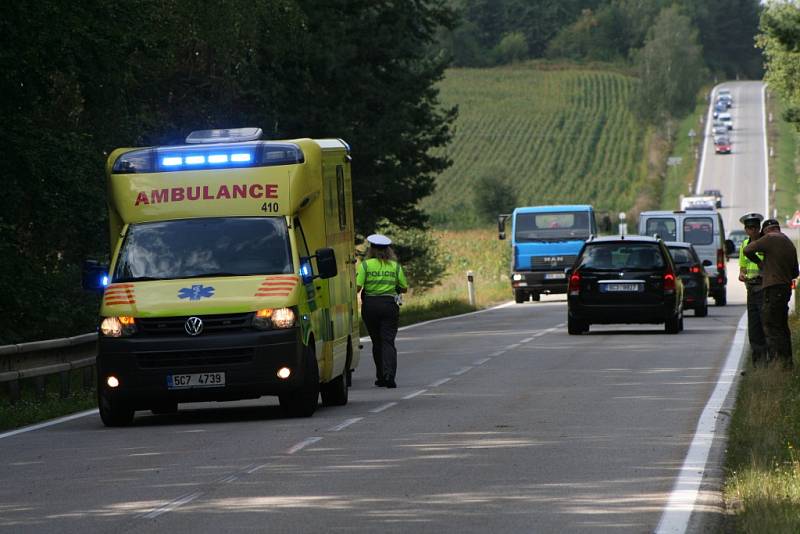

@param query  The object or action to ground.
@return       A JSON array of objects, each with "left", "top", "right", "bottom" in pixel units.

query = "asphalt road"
[{"left": 0, "top": 82, "right": 765, "bottom": 533}]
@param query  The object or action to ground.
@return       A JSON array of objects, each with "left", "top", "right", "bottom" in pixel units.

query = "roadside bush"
[{"left": 374, "top": 220, "right": 446, "bottom": 293}]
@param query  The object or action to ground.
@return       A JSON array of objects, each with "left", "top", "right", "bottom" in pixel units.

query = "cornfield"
[{"left": 426, "top": 63, "right": 646, "bottom": 225}]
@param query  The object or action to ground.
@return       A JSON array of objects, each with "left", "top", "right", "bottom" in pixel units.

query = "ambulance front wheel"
[
  {"left": 279, "top": 344, "right": 320, "bottom": 417},
  {"left": 98, "top": 383, "right": 135, "bottom": 427}
]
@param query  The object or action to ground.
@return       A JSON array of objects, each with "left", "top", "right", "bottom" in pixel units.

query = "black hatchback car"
[
  {"left": 567, "top": 236, "right": 684, "bottom": 334},
  {"left": 666, "top": 241, "right": 711, "bottom": 317}
]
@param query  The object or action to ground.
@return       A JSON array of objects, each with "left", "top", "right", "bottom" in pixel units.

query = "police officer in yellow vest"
[
  {"left": 738, "top": 212, "right": 766, "bottom": 366},
  {"left": 357, "top": 234, "right": 408, "bottom": 388}
]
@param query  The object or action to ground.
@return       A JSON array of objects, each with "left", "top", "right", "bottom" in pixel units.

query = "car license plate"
[
  {"left": 600, "top": 283, "right": 642, "bottom": 292},
  {"left": 167, "top": 372, "right": 226, "bottom": 389},
  {"left": 545, "top": 273, "right": 566, "bottom": 280}
]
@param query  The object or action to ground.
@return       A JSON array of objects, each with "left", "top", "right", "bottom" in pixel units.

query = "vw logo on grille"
[{"left": 185, "top": 316, "right": 204, "bottom": 336}]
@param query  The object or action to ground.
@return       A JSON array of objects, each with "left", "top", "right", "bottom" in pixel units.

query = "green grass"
[
  {"left": 660, "top": 89, "right": 710, "bottom": 209},
  {"left": 426, "top": 61, "right": 648, "bottom": 227},
  {"left": 769, "top": 95, "right": 799, "bottom": 222},
  {"left": 723, "top": 314, "right": 800, "bottom": 532},
  {"left": 0, "top": 369, "right": 97, "bottom": 432}
]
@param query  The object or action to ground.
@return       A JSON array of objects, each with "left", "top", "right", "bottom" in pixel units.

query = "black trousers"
[
  {"left": 761, "top": 284, "right": 793, "bottom": 368},
  {"left": 745, "top": 284, "right": 766, "bottom": 365},
  {"left": 362, "top": 296, "right": 400, "bottom": 380}
]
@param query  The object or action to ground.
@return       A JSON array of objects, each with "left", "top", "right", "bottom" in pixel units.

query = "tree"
[
  {"left": 493, "top": 32, "right": 529, "bottom": 64},
  {"left": 758, "top": 2, "right": 800, "bottom": 128},
  {"left": 472, "top": 169, "right": 518, "bottom": 224},
  {"left": 632, "top": 6, "right": 707, "bottom": 124}
]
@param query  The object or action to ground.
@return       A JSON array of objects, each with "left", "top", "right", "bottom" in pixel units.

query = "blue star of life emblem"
[{"left": 178, "top": 284, "right": 215, "bottom": 301}]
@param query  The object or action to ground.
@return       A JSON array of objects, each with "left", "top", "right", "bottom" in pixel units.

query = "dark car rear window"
[
  {"left": 668, "top": 247, "right": 695, "bottom": 265},
  {"left": 683, "top": 217, "right": 714, "bottom": 245},
  {"left": 579, "top": 243, "right": 665, "bottom": 270}
]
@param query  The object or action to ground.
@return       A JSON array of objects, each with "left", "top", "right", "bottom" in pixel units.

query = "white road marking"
[
  {"left": 143, "top": 491, "right": 203, "bottom": 519},
  {"left": 0, "top": 409, "right": 98, "bottom": 440},
  {"left": 327, "top": 417, "right": 363, "bottom": 432},
  {"left": 287, "top": 436, "right": 322, "bottom": 454},
  {"left": 473, "top": 357, "right": 491, "bottom": 365},
  {"left": 402, "top": 389, "right": 427, "bottom": 400},
  {"left": 451, "top": 366, "right": 472, "bottom": 376},
  {"left": 655, "top": 313, "right": 747, "bottom": 534},
  {"left": 428, "top": 377, "right": 452, "bottom": 388},
  {"left": 505, "top": 343, "right": 520, "bottom": 350},
  {"left": 489, "top": 350, "right": 506, "bottom": 357},
  {"left": 246, "top": 464, "right": 267, "bottom": 474},
  {"left": 695, "top": 85, "right": 717, "bottom": 194},
  {"left": 520, "top": 337, "right": 534, "bottom": 343},
  {"left": 369, "top": 402, "right": 397, "bottom": 413},
  {"left": 220, "top": 475, "right": 238, "bottom": 483}
]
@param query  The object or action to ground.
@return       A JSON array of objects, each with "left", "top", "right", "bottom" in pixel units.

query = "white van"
[{"left": 639, "top": 210, "right": 734, "bottom": 305}]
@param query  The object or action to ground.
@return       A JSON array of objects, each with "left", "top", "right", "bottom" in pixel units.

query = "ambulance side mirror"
[
  {"left": 315, "top": 248, "right": 338, "bottom": 279},
  {"left": 82, "top": 260, "right": 109, "bottom": 293}
]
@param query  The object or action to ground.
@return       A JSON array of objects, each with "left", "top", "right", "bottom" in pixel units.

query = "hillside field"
[{"left": 426, "top": 63, "right": 649, "bottom": 227}]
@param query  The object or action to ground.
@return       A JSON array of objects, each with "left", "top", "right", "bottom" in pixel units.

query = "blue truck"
[{"left": 499, "top": 205, "right": 597, "bottom": 303}]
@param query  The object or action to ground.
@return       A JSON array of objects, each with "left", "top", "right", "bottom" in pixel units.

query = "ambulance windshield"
[{"left": 113, "top": 217, "right": 292, "bottom": 282}]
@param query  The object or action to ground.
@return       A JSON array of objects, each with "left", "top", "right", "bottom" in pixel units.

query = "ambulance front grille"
[
  {"left": 136, "top": 347, "right": 255, "bottom": 369},
  {"left": 137, "top": 313, "right": 253, "bottom": 336}
]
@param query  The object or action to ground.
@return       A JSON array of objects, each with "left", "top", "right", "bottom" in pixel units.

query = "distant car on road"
[
  {"left": 715, "top": 136, "right": 732, "bottom": 154},
  {"left": 718, "top": 112, "right": 733, "bottom": 130},
  {"left": 712, "top": 125, "right": 728, "bottom": 143},
  {"left": 717, "top": 94, "right": 732, "bottom": 109},
  {"left": 666, "top": 241, "right": 711, "bottom": 317},
  {"left": 703, "top": 189, "right": 723, "bottom": 208},
  {"left": 713, "top": 101, "right": 728, "bottom": 118},
  {"left": 566, "top": 235, "right": 684, "bottom": 334},
  {"left": 728, "top": 229, "right": 747, "bottom": 258}
]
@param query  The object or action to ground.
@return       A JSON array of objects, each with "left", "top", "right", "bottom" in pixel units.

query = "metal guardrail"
[{"left": 0, "top": 333, "right": 97, "bottom": 402}]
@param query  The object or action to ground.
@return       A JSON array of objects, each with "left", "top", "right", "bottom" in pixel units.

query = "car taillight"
[
  {"left": 690, "top": 265, "right": 701, "bottom": 274},
  {"left": 664, "top": 272, "right": 676, "bottom": 293},
  {"left": 568, "top": 272, "right": 581, "bottom": 296},
  {"left": 716, "top": 249, "right": 725, "bottom": 271}
]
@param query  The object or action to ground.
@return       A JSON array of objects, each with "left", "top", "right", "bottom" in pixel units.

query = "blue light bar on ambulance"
[{"left": 111, "top": 142, "right": 304, "bottom": 174}]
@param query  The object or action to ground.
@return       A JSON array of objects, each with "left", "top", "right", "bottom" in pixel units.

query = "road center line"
[
  {"left": 505, "top": 343, "right": 520, "bottom": 350},
  {"left": 428, "top": 377, "right": 452, "bottom": 387},
  {"left": 327, "top": 417, "right": 363, "bottom": 432},
  {"left": 473, "top": 357, "right": 491, "bottom": 365},
  {"left": 246, "top": 464, "right": 267, "bottom": 474},
  {"left": 451, "top": 366, "right": 472, "bottom": 376},
  {"left": 520, "top": 337, "right": 534, "bottom": 343},
  {"left": 287, "top": 436, "right": 322, "bottom": 454},
  {"left": 489, "top": 350, "right": 506, "bottom": 357},
  {"left": 143, "top": 491, "right": 203, "bottom": 519},
  {"left": 369, "top": 402, "right": 397, "bottom": 413},
  {"left": 655, "top": 312, "right": 747, "bottom": 534},
  {"left": 402, "top": 389, "right": 427, "bottom": 400}
]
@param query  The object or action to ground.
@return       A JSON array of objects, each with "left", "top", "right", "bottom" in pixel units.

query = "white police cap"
[
  {"left": 367, "top": 234, "right": 392, "bottom": 247},
  {"left": 739, "top": 212, "right": 764, "bottom": 225}
]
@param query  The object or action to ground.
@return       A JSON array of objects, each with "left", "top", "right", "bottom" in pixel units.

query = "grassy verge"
[
  {"left": 660, "top": 89, "right": 710, "bottom": 209},
  {"left": 0, "top": 369, "right": 97, "bottom": 432},
  {"left": 768, "top": 94, "right": 799, "bottom": 221},
  {"left": 723, "top": 314, "right": 800, "bottom": 532}
]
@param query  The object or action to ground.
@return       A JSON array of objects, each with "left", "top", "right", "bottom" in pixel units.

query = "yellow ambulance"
[{"left": 82, "top": 128, "right": 360, "bottom": 426}]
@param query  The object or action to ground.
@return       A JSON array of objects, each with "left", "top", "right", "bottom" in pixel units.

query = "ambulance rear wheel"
[
  {"left": 98, "top": 386, "right": 135, "bottom": 427},
  {"left": 279, "top": 345, "right": 319, "bottom": 417},
  {"left": 514, "top": 290, "right": 527, "bottom": 303}
]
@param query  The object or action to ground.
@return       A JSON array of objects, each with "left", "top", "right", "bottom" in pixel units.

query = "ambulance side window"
[
  {"left": 336, "top": 166, "right": 346, "bottom": 230},
  {"left": 294, "top": 217, "right": 310, "bottom": 257}
]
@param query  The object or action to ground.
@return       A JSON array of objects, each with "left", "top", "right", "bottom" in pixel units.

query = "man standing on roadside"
[
  {"left": 738, "top": 213, "right": 767, "bottom": 366},
  {"left": 743, "top": 219, "right": 799, "bottom": 369}
]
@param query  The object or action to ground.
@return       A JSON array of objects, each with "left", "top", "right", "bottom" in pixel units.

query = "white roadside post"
[
  {"left": 467, "top": 271, "right": 476, "bottom": 306},
  {"left": 618, "top": 212, "right": 627, "bottom": 236}
]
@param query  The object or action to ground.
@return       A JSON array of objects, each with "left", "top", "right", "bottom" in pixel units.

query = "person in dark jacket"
[
  {"left": 356, "top": 234, "right": 408, "bottom": 388},
  {"left": 743, "top": 219, "right": 799, "bottom": 369}
]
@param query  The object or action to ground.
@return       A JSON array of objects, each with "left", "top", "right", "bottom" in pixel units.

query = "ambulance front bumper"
[{"left": 97, "top": 328, "right": 305, "bottom": 408}]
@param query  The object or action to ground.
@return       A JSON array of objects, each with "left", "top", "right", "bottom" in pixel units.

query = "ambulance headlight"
[
  {"left": 253, "top": 308, "right": 296, "bottom": 330},
  {"left": 100, "top": 316, "right": 137, "bottom": 337}
]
